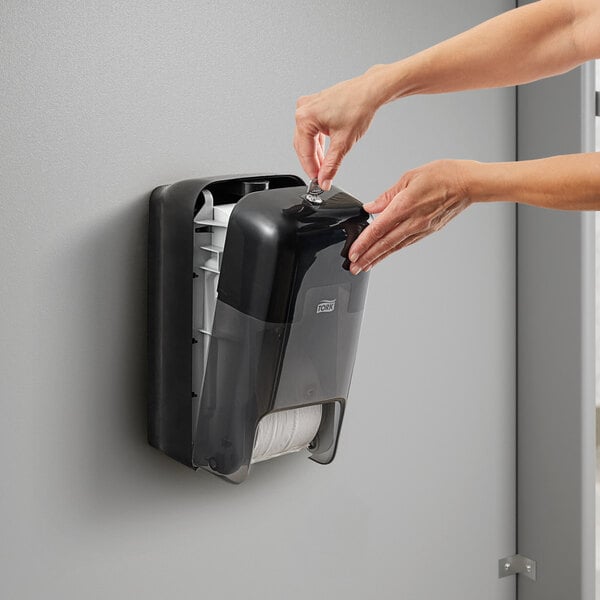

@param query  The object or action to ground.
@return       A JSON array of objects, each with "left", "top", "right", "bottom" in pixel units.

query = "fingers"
[
  {"left": 349, "top": 221, "right": 426, "bottom": 274},
  {"left": 350, "top": 222, "right": 411, "bottom": 273},
  {"left": 348, "top": 188, "right": 405, "bottom": 262},
  {"left": 362, "top": 184, "right": 401, "bottom": 214},
  {"left": 316, "top": 133, "right": 326, "bottom": 170},
  {"left": 318, "top": 134, "right": 350, "bottom": 190},
  {"left": 365, "top": 232, "right": 427, "bottom": 271},
  {"left": 293, "top": 126, "right": 320, "bottom": 179},
  {"left": 293, "top": 124, "right": 349, "bottom": 187},
  {"left": 294, "top": 101, "right": 322, "bottom": 179}
]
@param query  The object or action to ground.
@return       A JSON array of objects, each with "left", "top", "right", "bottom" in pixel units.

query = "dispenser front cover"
[{"left": 192, "top": 185, "right": 370, "bottom": 482}]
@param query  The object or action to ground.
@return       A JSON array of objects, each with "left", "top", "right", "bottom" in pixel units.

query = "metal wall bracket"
[{"left": 498, "top": 554, "right": 537, "bottom": 581}]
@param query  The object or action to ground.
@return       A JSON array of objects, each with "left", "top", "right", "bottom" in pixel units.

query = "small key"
[{"left": 304, "top": 178, "right": 324, "bottom": 204}]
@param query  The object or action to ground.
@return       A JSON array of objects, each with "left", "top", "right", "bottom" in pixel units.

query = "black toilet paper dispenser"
[{"left": 148, "top": 174, "right": 370, "bottom": 483}]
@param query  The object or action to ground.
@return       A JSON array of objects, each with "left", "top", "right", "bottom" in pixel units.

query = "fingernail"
[
  {"left": 352, "top": 265, "right": 362, "bottom": 275},
  {"left": 365, "top": 264, "right": 372, "bottom": 272},
  {"left": 322, "top": 179, "right": 332, "bottom": 190},
  {"left": 349, "top": 252, "right": 358, "bottom": 262}
]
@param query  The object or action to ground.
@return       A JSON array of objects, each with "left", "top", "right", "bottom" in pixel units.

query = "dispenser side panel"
[{"left": 148, "top": 184, "right": 197, "bottom": 466}]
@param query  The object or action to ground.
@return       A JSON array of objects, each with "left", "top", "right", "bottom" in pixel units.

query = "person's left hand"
[{"left": 348, "top": 159, "right": 475, "bottom": 273}]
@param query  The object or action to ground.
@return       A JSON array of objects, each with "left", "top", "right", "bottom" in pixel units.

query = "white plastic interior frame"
[{"left": 192, "top": 190, "right": 235, "bottom": 427}]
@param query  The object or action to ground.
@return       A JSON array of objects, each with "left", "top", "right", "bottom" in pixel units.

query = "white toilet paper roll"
[{"left": 251, "top": 404, "right": 322, "bottom": 464}]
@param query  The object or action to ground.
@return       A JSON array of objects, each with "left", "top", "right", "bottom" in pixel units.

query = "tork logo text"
[{"left": 316, "top": 299, "right": 336, "bottom": 314}]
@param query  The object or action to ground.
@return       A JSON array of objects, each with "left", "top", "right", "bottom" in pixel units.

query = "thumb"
[{"left": 318, "top": 135, "right": 350, "bottom": 190}]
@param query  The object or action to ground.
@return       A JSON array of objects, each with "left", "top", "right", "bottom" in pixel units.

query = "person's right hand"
[{"left": 294, "top": 66, "right": 387, "bottom": 190}]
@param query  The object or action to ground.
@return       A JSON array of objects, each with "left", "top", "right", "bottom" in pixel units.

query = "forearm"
[
  {"left": 369, "top": 0, "right": 597, "bottom": 104},
  {"left": 466, "top": 153, "right": 600, "bottom": 210}
]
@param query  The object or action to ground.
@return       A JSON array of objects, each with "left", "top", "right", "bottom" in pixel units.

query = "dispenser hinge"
[{"left": 498, "top": 554, "right": 537, "bottom": 581}]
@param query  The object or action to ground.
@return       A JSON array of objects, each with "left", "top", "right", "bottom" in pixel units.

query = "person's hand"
[
  {"left": 294, "top": 66, "right": 388, "bottom": 190},
  {"left": 348, "top": 159, "right": 475, "bottom": 273}
]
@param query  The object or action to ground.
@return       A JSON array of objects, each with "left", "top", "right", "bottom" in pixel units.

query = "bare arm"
[
  {"left": 371, "top": 0, "right": 600, "bottom": 104},
  {"left": 347, "top": 154, "right": 600, "bottom": 274},
  {"left": 295, "top": 0, "right": 600, "bottom": 187},
  {"left": 470, "top": 153, "right": 600, "bottom": 210}
]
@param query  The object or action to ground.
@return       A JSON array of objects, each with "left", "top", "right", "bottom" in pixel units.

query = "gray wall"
[{"left": 0, "top": 1, "right": 516, "bottom": 598}]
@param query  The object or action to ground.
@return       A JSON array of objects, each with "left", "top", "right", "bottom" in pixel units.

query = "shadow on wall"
[{"left": 56, "top": 190, "right": 311, "bottom": 526}]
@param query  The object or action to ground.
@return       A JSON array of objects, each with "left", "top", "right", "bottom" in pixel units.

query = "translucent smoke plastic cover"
[{"left": 191, "top": 184, "right": 370, "bottom": 483}]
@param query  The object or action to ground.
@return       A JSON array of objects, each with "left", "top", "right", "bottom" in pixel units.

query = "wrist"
[
  {"left": 362, "top": 57, "right": 425, "bottom": 106},
  {"left": 454, "top": 159, "right": 482, "bottom": 203},
  {"left": 361, "top": 62, "right": 409, "bottom": 108},
  {"left": 462, "top": 160, "right": 514, "bottom": 204}
]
